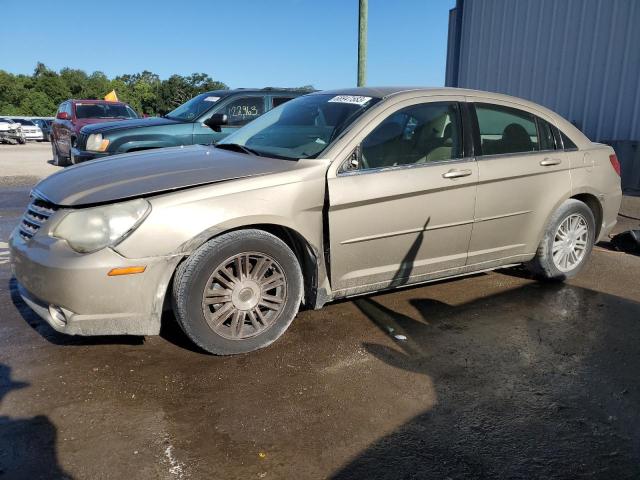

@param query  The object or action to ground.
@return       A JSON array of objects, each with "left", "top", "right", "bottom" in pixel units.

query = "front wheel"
[
  {"left": 526, "top": 199, "right": 596, "bottom": 281},
  {"left": 52, "top": 142, "right": 68, "bottom": 167},
  {"left": 172, "top": 229, "right": 303, "bottom": 355}
]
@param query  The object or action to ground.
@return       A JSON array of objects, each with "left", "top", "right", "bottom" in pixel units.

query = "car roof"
[
  {"left": 309, "top": 86, "right": 429, "bottom": 98},
  {"left": 69, "top": 99, "right": 128, "bottom": 105},
  {"left": 199, "top": 88, "right": 312, "bottom": 97},
  {"left": 308, "top": 86, "right": 561, "bottom": 108},
  {"left": 313, "top": 86, "right": 591, "bottom": 148}
]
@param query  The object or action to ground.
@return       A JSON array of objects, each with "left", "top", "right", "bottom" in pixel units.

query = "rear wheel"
[
  {"left": 172, "top": 229, "right": 303, "bottom": 355},
  {"left": 526, "top": 199, "right": 596, "bottom": 281}
]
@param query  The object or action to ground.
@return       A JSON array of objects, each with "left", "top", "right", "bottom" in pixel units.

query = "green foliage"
[{"left": 0, "top": 63, "right": 231, "bottom": 117}]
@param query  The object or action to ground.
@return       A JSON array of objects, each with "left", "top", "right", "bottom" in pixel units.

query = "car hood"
[
  {"left": 80, "top": 117, "right": 181, "bottom": 135},
  {"left": 34, "top": 145, "right": 300, "bottom": 207}
]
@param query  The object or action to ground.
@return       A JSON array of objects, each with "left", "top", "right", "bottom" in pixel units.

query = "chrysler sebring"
[{"left": 10, "top": 87, "right": 622, "bottom": 354}]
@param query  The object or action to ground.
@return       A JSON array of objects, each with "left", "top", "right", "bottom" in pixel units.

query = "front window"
[
  {"left": 12, "top": 119, "right": 35, "bottom": 126},
  {"left": 218, "top": 94, "right": 380, "bottom": 159},
  {"left": 360, "top": 102, "right": 463, "bottom": 169},
  {"left": 165, "top": 93, "right": 222, "bottom": 121},
  {"left": 223, "top": 97, "right": 265, "bottom": 126},
  {"left": 75, "top": 103, "right": 138, "bottom": 120}
]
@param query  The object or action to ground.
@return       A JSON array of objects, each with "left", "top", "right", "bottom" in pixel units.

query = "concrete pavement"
[{"left": 1, "top": 143, "right": 639, "bottom": 479}]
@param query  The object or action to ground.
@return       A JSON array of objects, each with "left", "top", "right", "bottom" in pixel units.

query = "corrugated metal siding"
[{"left": 449, "top": 0, "right": 640, "bottom": 143}]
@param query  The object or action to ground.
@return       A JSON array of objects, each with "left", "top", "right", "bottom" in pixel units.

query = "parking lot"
[{"left": 1, "top": 143, "right": 639, "bottom": 479}]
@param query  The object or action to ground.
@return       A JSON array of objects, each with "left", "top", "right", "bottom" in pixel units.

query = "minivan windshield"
[
  {"left": 165, "top": 93, "right": 223, "bottom": 121},
  {"left": 218, "top": 94, "right": 380, "bottom": 159}
]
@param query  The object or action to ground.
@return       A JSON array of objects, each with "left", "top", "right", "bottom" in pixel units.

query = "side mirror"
[
  {"left": 56, "top": 112, "right": 69, "bottom": 120},
  {"left": 204, "top": 113, "right": 228, "bottom": 132}
]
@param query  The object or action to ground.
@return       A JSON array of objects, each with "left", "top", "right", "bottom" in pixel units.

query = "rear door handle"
[
  {"left": 540, "top": 158, "right": 562, "bottom": 166},
  {"left": 442, "top": 169, "right": 473, "bottom": 179}
]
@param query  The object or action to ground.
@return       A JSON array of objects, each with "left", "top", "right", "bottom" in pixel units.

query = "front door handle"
[
  {"left": 540, "top": 158, "right": 562, "bottom": 166},
  {"left": 442, "top": 169, "right": 473, "bottom": 179}
]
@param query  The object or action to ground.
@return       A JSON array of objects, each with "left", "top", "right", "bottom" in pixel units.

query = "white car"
[
  {"left": 11, "top": 119, "right": 44, "bottom": 141},
  {"left": 0, "top": 118, "right": 25, "bottom": 144}
]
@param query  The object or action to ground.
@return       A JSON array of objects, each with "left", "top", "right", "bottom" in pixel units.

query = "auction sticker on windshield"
[
  {"left": 328, "top": 95, "right": 372, "bottom": 106},
  {"left": 204, "top": 96, "right": 221, "bottom": 102}
]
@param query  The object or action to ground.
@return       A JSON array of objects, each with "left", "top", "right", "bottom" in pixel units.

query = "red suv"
[{"left": 51, "top": 99, "right": 139, "bottom": 166}]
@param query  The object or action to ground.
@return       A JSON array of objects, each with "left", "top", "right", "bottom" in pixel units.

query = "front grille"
[
  {"left": 75, "top": 133, "right": 88, "bottom": 150},
  {"left": 19, "top": 196, "right": 58, "bottom": 241}
]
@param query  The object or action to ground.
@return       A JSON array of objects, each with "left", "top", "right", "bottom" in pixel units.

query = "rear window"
[
  {"left": 75, "top": 103, "right": 138, "bottom": 120},
  {"left": 560, "top": 131, "right": 577, "bottom": 150},
  {"left": 272, "top": 97, "right": 295, "bottom": 108},
  {"left": 475, "top": 103, "right": 539, "bottom": 155},
  {"left": 537, "top": 118, "right": 556, "bottom": 151}
]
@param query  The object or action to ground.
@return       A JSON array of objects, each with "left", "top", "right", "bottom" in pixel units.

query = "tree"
[
  {"left": 20, "top": 91, "right": 56, "bottom": 116},
  {"left": 0, "top": 63, "right": 230, "bottom": 116}
]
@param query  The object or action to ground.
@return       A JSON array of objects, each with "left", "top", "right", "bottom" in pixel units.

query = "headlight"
[
  {"left": 53, "top": 199, "right": 150, "bottom": 253},
  {"left": 86, "top": 133, "right": 110, "bottom": 152}
]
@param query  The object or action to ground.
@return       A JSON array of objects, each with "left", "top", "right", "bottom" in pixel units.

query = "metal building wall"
[{"left": 447, "top": 0, "right": 640, "bottom": 144}]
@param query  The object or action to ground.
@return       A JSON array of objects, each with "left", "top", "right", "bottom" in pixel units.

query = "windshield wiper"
[{"left": 215, "top": 143, "right": 262, "bottom": 156}]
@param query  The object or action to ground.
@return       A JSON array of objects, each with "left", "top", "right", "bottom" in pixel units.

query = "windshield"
[
  {"left": 12, "top": 119, "right": 35, "bottom": 126},
  {"left": 166, "top": 93, "right": 223, "bottom": 121},
  {"left": 75, "top": 103, "right": 138, "bottom": 119},
  {"left": 218, "top": 94, "right": 380, "bottom": 159}
]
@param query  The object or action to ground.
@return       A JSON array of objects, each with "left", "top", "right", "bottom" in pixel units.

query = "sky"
[{"left": 0, "top": 0, "right": 454, "bottom": 90}]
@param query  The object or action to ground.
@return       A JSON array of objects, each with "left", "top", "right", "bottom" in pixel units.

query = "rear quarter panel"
[{"left": 569, "top": 143, "right": 622, "bottom": 240}]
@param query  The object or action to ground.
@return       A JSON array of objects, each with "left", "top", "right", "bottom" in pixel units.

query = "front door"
[
  {"left": 327, "top": 98, "right": 478, "bottom": 295},
  {"left": 194, "top": 95, "right": 267, "bottom": 145}
]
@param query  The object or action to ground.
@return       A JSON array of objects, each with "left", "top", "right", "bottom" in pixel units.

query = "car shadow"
[
  {"left": 330, "top": 219, "right": 640, "bottom": 478},
  {"left": 158, "top": 311, "right": 210, "bottom": 355},
  {"left": 0, "top": 364, "right": 73, "bottom": 479},
  {"left": 8, "top": 278, "right": 144, "bottom": 347},
  {"left": 331, "top": 281, "right": 640, "bottom": 479}
]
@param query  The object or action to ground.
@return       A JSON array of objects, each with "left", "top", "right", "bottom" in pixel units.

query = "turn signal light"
[
  {"left": 107, "top": 266, "right": 146, "bottom": 276},
  {"left": 609, "top": 154, "right": 621, "bottom": 177}
]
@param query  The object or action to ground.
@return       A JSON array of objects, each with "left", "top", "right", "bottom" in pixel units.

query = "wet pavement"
[{"left": 1, "top": 160, "right": 639, "bottom": 478}]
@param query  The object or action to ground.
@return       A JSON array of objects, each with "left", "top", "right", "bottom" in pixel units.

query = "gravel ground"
[
  {"left": 0, "top": 142, "right": 59, "bottom": 186},
  {"left": 1, "top": 143, "right": 639, "bottom": 479}
]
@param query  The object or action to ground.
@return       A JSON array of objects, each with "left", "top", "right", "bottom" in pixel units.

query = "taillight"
[{"left": 609, "top": 154, "right": 621, "bottom": 176}]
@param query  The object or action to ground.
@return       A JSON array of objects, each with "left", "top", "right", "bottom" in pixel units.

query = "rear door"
[
  {"left": 327, "top": 96, "right": 478, "bottom": 294},
  {"left": 466, "top": 100, "right": 570, "bottom": 265}
]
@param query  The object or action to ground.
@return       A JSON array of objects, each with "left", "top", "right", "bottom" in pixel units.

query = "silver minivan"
[{"left": 10, "top": 87, "right": 622, "bottom": 354}]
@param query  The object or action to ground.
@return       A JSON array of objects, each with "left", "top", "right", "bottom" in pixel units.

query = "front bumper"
[
  {"left": 9, "top": 229, "right": 181, "bottom": 336},
  {"left": 70, "top": 147, "right": 109, "bottom": 163},
  {"left": 24, "top": 133, "right": 44, "bottom": 141}
]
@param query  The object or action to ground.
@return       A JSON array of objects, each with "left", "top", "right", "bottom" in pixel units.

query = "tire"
[
  {"left": 526, "top": 199, "right": 596, "bottom": 281},
  {"left": 17, "top": 137, "right": 26, "bottom": 145},
  {"left": 172, "top": 229, "right": 304, "bottom": 355},
  {"left": 52, "top": 142, "right": 68, "bottom": 167}
]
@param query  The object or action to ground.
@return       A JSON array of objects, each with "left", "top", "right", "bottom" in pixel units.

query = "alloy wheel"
[{"left": 552, "top": 213, "right": 589, "bottom": 272}]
